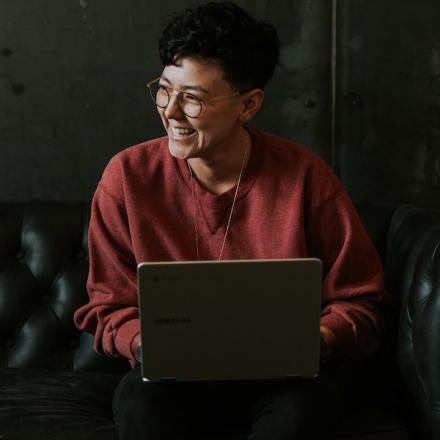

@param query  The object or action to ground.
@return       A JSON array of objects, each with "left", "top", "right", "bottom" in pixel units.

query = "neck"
[{"left": 187, "top": 127, "right": 251, "bottom": 195}]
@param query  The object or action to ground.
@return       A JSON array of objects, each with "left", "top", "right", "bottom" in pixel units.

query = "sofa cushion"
[
  {"left": 0, "top": 367, "right": 120, "bottom": 440},
  {"left": 0, "top": 366, "right": 410, "bottom": 440}
]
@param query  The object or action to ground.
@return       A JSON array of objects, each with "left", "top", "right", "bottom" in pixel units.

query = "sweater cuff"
[
  {"left": 320, "top": 313, "right": 355, "bottom": 359},
  {"left": 114, "top": 318, "right": 141, "bottom": 363}
]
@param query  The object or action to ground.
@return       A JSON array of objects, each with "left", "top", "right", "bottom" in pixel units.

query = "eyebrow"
[{"left": 160, "top": 76, "right": 210, "bottom": 94}]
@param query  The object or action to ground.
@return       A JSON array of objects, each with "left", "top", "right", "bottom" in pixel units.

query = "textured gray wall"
[
  {"left": 1, "top": 0, "right": 440, "bottom": 207},
  {"left": 335, "top": 0, "right": 440, "bottom": 207},
  {"left": 0, "top": 0, "right": 331, "bottom": 202}
]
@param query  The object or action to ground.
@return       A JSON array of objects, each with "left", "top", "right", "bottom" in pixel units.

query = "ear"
[{"left": 239, "top": 88, "right": 264, "bottom": 123}]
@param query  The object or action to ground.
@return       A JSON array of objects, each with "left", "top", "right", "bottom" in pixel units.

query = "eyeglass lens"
[{"left": 149, "top": 82, "right": 202, "bottom": 118}]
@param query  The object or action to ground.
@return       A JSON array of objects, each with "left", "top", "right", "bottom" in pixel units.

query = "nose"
[{"left": 164, "top": 94, "right": 185, "bottom": 120}]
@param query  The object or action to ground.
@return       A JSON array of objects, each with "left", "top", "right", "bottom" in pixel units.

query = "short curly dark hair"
[{"left": 158, "top": 2, "right": 280, "bottom": 89}]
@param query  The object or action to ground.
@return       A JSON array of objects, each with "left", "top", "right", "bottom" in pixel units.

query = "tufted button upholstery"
[
  {"left": 0, "top": 202, "right": 128, "bottom": 374},
  {"left": 386, "top": 205, "right": 440, "bottom": 440}
]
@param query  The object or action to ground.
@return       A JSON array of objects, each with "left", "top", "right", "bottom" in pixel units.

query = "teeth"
[{"left": 171, "top": 127, "right": 195, "bottom": 136}]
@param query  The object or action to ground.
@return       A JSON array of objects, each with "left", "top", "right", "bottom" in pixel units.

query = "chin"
[{"left": 167, "top": 139, "right": 196, "bottom": 160}]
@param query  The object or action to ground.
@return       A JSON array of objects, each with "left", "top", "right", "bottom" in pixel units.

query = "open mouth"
[{"left": 170, "top": 126, "right": 197, "bottom": 139}]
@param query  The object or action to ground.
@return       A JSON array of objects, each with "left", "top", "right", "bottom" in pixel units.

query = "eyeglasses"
[{"left": 146, "top": 77, "right": 247, "bottom": 118}]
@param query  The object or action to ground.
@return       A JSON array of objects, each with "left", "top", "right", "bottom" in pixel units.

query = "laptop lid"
[{"left": 137, "top": 258, "right": 322, "bottom": 382}]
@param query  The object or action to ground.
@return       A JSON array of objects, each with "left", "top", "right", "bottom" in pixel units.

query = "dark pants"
[{"left": 113, "top": 367, "right": 340, "bottom": 440}]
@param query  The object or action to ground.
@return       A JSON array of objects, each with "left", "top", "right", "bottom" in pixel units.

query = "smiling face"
[{"left": 158, "top": 57, "right": 248, "bottom": 163}]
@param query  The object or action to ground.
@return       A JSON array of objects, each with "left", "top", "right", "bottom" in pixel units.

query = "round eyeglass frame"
[{"left": 146, "top": 77, "right": 249, "bottom": 118}]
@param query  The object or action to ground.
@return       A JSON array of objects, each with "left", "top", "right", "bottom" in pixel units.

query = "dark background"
[{"left": 1, "top": 0, "right": 439, "bottom": 207}]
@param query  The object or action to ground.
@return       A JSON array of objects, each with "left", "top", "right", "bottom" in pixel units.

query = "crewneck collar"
[{"left": 172, "top": 126, "right": 262, "bottom": 210}]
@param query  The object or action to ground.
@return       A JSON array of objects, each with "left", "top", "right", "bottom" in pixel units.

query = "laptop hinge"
[{"left": 160, "top": 377, "right": 177, "bottom": 382}]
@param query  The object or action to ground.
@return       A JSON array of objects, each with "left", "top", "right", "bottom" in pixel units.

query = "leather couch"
[{"left": 0, "top": 201, "right": 439, "bottom": 440}]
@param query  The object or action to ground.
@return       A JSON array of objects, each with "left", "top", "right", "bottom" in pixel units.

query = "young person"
[{"left": 74, "top": 3, "right": 385, "bottom": 438}]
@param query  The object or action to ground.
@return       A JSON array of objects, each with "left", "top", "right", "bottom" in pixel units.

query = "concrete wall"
[
  {"left": 335, "top": 0, "right": 440, "bottom": 207},
  {"left": 1, "top": 0, "right": 439, "bottom": 207}
]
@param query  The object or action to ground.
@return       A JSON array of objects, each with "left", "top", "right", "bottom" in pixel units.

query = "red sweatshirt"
[{"left": 74, "top": 128, "right": 385, "bottom": 366}]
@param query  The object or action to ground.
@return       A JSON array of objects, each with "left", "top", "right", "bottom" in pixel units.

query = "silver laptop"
[{"left": 137, "top": 258, "right": 322, "bottom": 382}]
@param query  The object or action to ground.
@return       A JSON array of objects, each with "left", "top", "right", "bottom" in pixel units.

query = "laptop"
[{"left": 137, "top": 258, "right": 322, "bottom": 382}]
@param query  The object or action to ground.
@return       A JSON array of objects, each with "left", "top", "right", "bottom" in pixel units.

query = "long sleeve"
[
  {"left": 309, "top": 187, "right": 386, "bottom": 359},
  {"left": 74, "top": 166, "right": 140, "bottom": 366}
]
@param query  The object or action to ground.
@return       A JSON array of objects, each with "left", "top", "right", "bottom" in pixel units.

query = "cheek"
[{"left": 158, "top": 109, "right": 168, "bottom": 126}]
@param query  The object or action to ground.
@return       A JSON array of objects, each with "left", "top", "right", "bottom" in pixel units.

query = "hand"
[{"left": 320, "top": 326, "right": 336, "bottom": 360}]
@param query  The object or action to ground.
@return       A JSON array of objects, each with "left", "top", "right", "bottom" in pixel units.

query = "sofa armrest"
[{"left": 386, "top": 204, "right": 440, "bottom": 440}]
